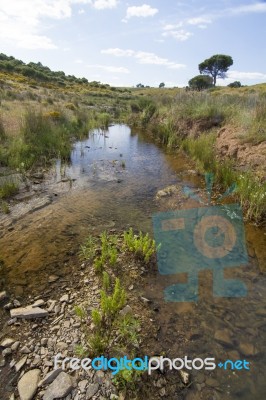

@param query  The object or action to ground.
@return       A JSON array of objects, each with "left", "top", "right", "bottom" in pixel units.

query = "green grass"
[
  {"left": 181, "top": 132, "right": 217, "bottom": 172},
  {"left": 0, "top": 181, "right": 19, "bottom": 199},
  {"left": 181, "top": 134, "right": 266, "bottom": 222}
]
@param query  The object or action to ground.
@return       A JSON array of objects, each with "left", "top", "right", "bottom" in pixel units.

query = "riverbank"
[{"left": 127, "top": 86, "right": 266, "bottom": 223}]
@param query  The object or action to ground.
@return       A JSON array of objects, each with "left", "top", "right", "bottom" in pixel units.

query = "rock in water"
[
  {"left": 43, "top": 372, "right": 73, "bottom": 400},
  {"left": 18, "top": 369, "right": 41, "bottom": 400}
]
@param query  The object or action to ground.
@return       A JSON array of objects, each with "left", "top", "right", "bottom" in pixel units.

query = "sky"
[{"left": 0, "top": 0, "right": 266, "bottom": 87}]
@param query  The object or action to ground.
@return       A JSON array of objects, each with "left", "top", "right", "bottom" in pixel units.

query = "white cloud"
[
  {"left": 187, "top": 16, "right": 212, "bottom": 26},
  {"left": 135, "top": 51, "right": 184, "bottom": 69},
  {"left": 161, "top": 2, "right": 266, "bottom": 39},
  {"left": 163, "top": 22, "right": 183, "bottom": 30},
  {"left": 87, "top": 64, "right": 130, "bottom": 73},
  {"left": 225, "top": 70, "right": 266, "bottom": 80},
  {"left": 162, "top": 29, "right": 193, "bottom": 41},
  {"left": 125, "top": 4, "right": 158, "bottom": 20},
  {"left": 230, "top": 2, "right": 266, "bottom": 15},
  {"left": 101, "top": 48, "right": 135, "bottom": 57},
  {"left": 75, "top": 59, "right": 83, "bottom": 63},
  {"left": 101, "top": 48, "right": 185, "bottom": 69},
  {"left": 92, "top": 0, "right": 118, "bottom": 10},
  {"left": 0, "top": 0, "right": 117, "bottom": 50}
]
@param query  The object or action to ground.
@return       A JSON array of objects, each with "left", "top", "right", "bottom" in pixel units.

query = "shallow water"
[{"left": 0, "top": 124, "right": 265, "bottom": 399}]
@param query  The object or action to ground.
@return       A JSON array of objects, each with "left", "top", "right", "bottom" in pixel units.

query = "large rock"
[
  {"left": 18, "top": 369, "right": 41, "bottom": 400},
  {"left": 10, "top": 306, "right": 48, "bottom": 319},
  {"left": 43, "top": 372, "right": 73, "bottom": 400}
]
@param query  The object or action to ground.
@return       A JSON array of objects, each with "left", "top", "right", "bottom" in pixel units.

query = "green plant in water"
[
  {"left": 112, "top": 368, "right": 143, "bottom": 391},
  {"left": 79, "top": 235, "right": 97, "bottom": 261},
  {"left": 123, "top": 228, "right": 158, "bottom": 263}
]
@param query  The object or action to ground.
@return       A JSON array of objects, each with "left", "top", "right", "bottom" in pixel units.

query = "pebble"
[
  {"left": 11, "top": 341, "right": 20, "bottom": 351},
  {"left": 48, "top": 275, "right": 59, "bottom": 283},
  {"left": 20, "top": 346, "right": 31, "bottom": 354},
  {"left": 7, "top": 318, "right": 17, "bottom": 325},
  {"left": 0, "top": 291, "right": 7, "bottom": 301},
  {"left": 15, "top": 356, "right": 27, "bottom": 372},
  {"left": 205, "top": 377, "right": 220, "bottom": 387},
  {"left": 239, "top": 342, "right": 258, "bottom": 357},
  {"left": 214, "top": 329, "right": 233, "bottom": 346},
  {"left": 32, "top": 299, "right": 45, "bottom": 308},
  {"left": 2, "top": 347, "right": 12, "bottom": 357},
  {"left": 86, "top": 383, "right": 99, "bottom": 399},
  {"left": 78, "top": 379, "right": 88, "bottom": 393},
  {"left": 60, "top": 294, "right": 69, "bottom": 303},
  {"left": 180, "top": 370, "right": 190, "bottom": 385},
  {"left": 119, "top": 305, "right": 132, "bottom": 316},
  {"left": 0, "top": 338, "right": 15, "bottom": 347}
]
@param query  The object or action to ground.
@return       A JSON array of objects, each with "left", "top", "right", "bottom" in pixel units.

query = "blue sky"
[{"left": 0, "top": 0, "right": 266, "bottom": 87}]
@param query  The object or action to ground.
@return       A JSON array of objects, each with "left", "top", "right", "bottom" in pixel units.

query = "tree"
[
  {"left": 159, "top": 82, "right": 165, "bottom": 88},
  {"left": 188, "top": 75, "right": 213, "bottom": 90},
  {"left": 199, "top": 54, "right": 233, "bottom": 86},
  {"left": 228, "top": 81, "right": 241, "bottom": 88},
  {"left": 136, "top": 83, "right": 144, "bottom": 88}
]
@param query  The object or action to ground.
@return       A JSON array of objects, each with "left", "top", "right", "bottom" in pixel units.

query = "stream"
[{"left": 0, "top": 124, "right": 265, "bottom": 399}]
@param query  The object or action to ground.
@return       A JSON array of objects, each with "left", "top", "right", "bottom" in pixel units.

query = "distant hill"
[{"left": 0, "top": 53, "right": 105, "bottom": 88}]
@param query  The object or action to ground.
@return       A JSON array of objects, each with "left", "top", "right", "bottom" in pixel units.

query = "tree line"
[{"left": 0, "top": 53, "right": 90, "bottom": 86}]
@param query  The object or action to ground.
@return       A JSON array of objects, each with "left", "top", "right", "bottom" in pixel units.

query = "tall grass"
[
  {"left": 0, "top": 107, "right": 114, "bottom": 170},
  {"left": 181, "top": 134, "right": 266, "bottom": 222},
  {"left": 0, "top": 114, "right": 6, "bottom": 140},
  {"left": 181, "top": 132, "right": 217, "bottom": 171}
]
